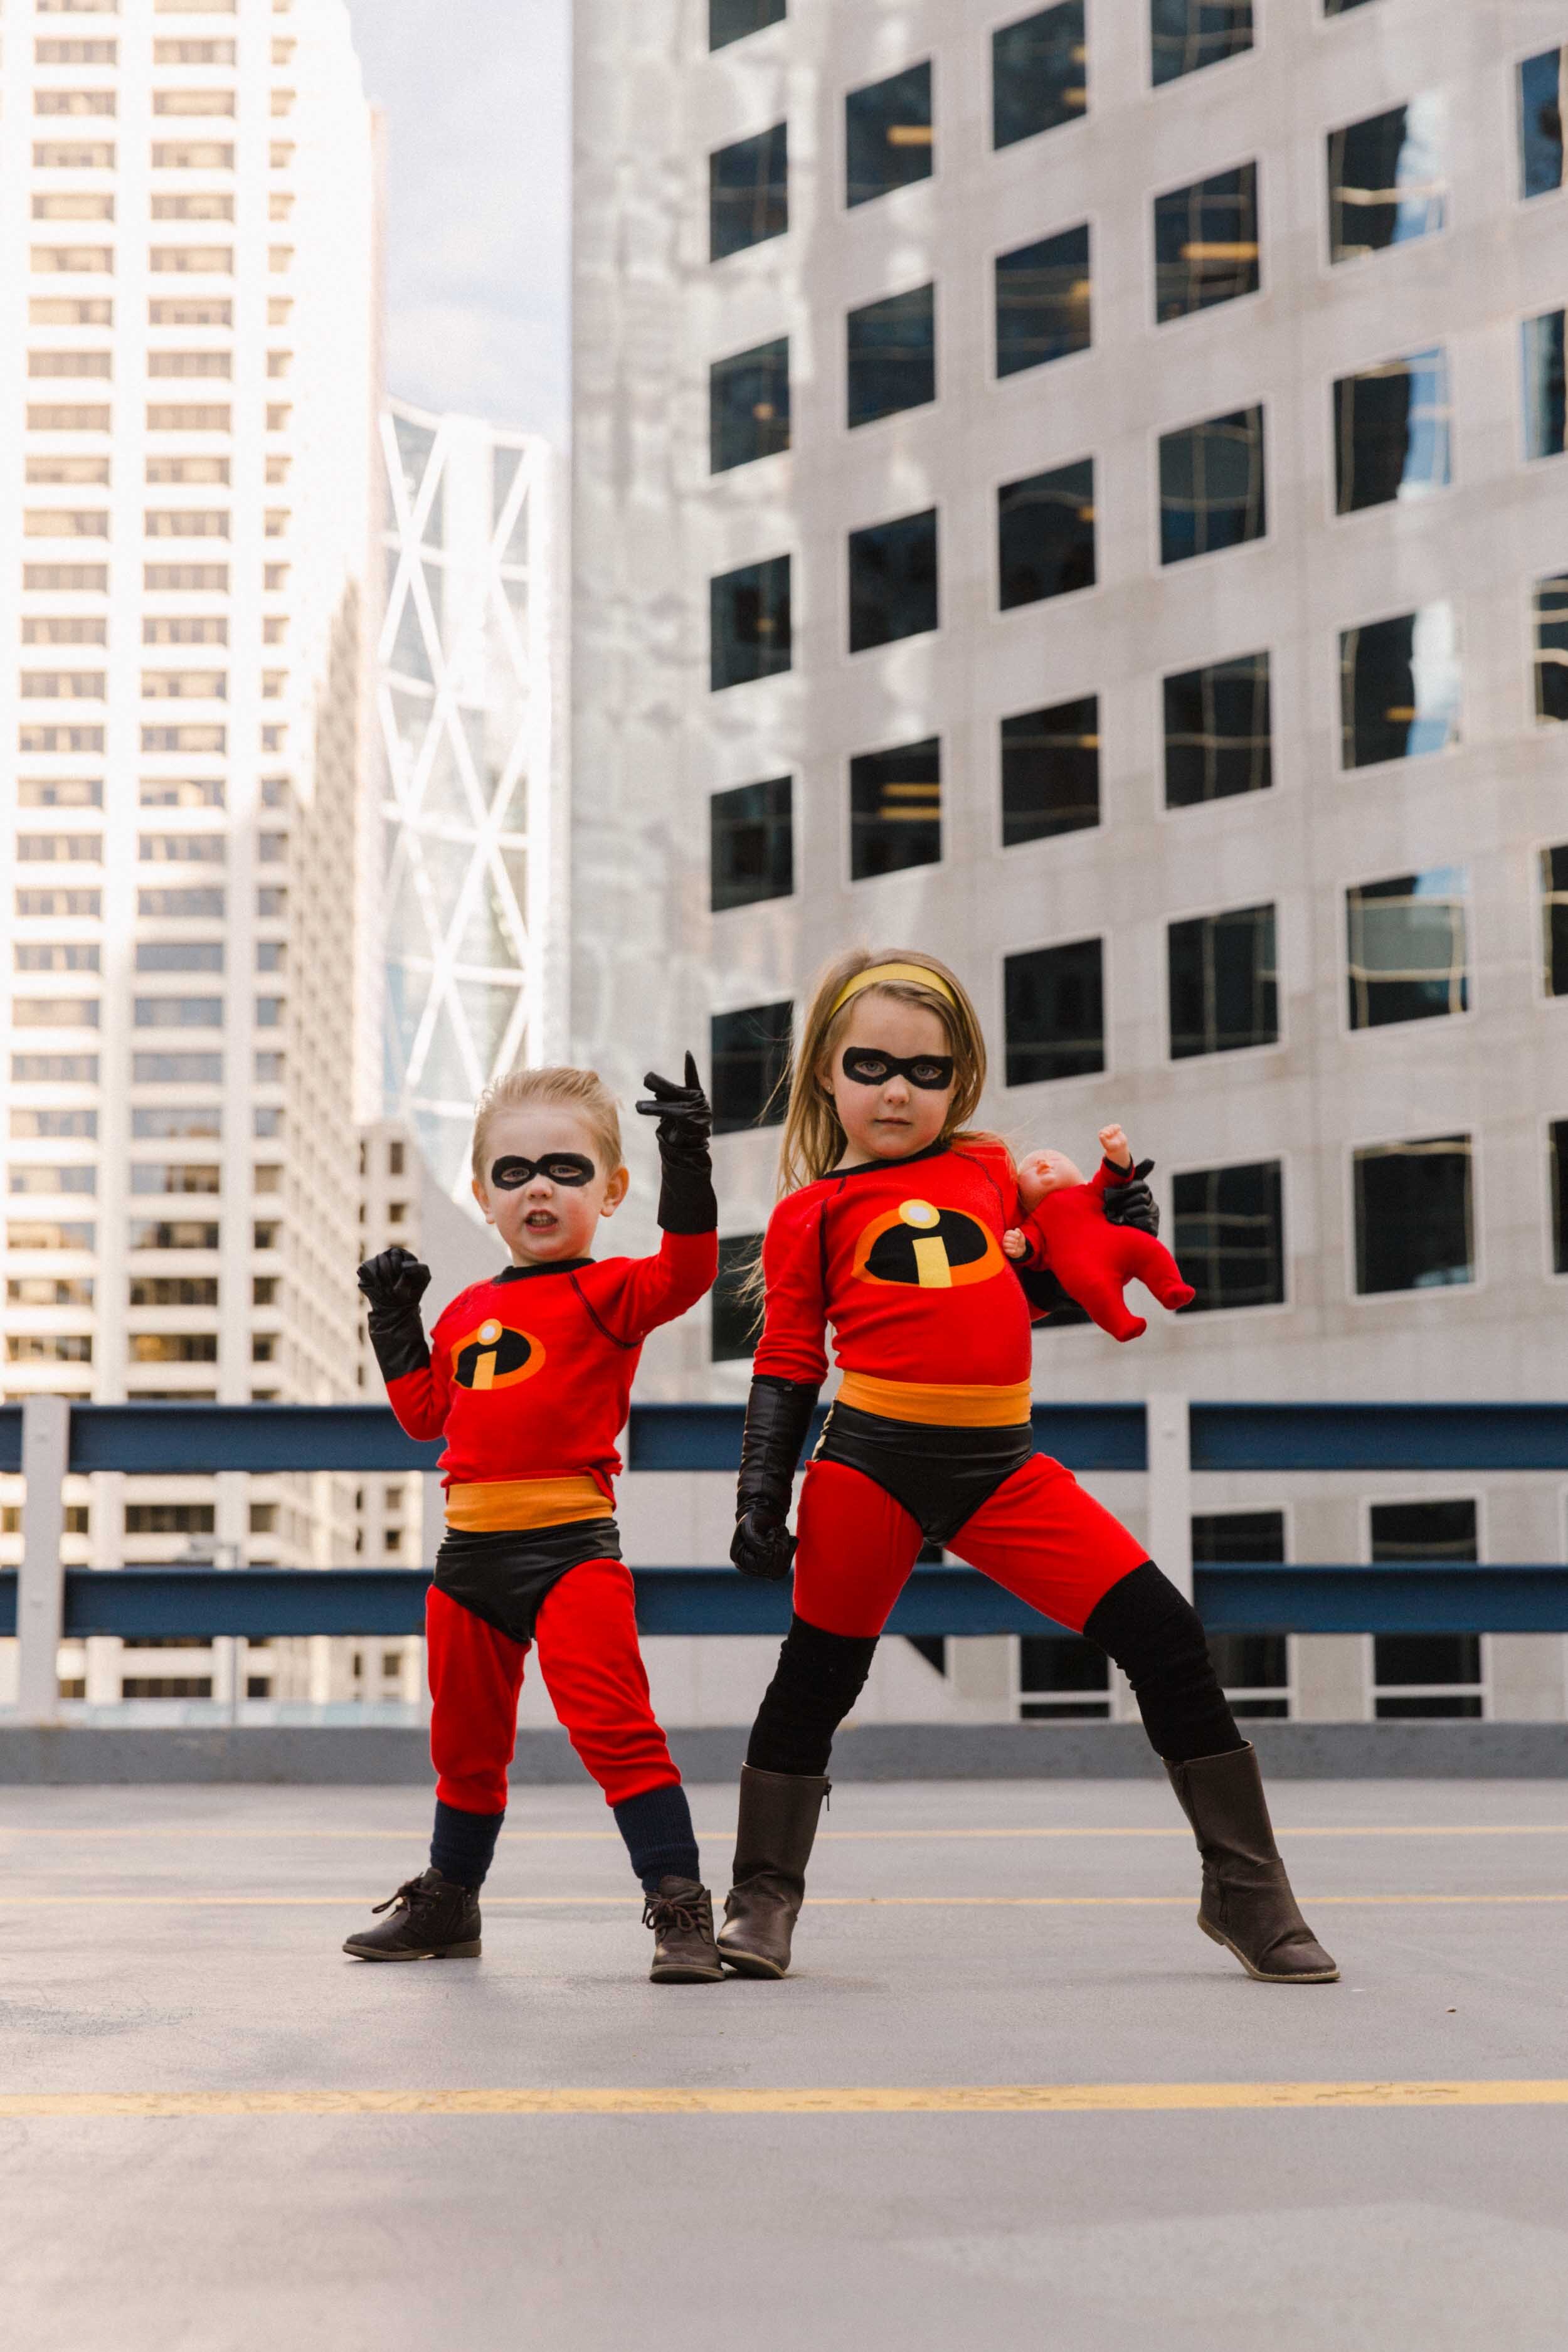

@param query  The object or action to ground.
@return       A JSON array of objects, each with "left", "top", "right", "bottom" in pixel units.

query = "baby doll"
[{"left": 1004, "top": 1125, "right": 1195, "bottom": 1342}]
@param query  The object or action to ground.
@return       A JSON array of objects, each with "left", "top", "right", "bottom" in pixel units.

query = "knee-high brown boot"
[
  {"left": 717, "top": 1764, "right": 830, "bottom": 1979},
  {"left": 1165, "top": 1744, "right": 1339, "bottom": 1984}
]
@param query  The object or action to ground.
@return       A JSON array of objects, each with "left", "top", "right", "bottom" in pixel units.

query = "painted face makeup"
[
  {"left": 840, "top": 1048, "right": 955, "bottom": 1093},
  {"left": 489, "top": 1153, "right": 596, "bottom": 1190}
]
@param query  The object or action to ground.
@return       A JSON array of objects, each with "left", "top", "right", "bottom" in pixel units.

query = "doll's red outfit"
[
  {"left": 1023, "top": 1163, "right": 1195, "bottom": 1342},
  {"left": 383, "top": 1235, "right": 716, "bottom": 1813}
]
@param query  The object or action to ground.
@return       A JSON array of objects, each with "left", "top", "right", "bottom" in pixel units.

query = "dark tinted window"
[
  {"left": 1150, "top": 1, "right": 1253, "bottom": 87},
  {"left": 710, "top": 337, "right": 790, "bottom": 472},
  {"left": 1345, "top": 869, "right": 1469, "bottom": 1029},
  {"left": 1339, "top": 605, "right": 1459, "bottom": 765},
  {"left": 1001, "top": 695, "right": 1099, "bottom": 845},
  {"left": 1541, "top": 846, "right": 1568, "bottom": 996},
  {"left": 712, "top": 1233, "right": 763, "bottom": 1362},
  {"left": 995, "top": 224, "right": 1090, "bottom": 376},
  {"left": 1518, "top": 46, "right": 1566, "bottom": 199},
  {"left": 1172, "top": 1160, "right": 1285, "bottom": 1311},
  {"left": 710, "top": 0, "right": 785, "bottom": 49},
  {"left": 993, "top": 4, "right": 1087, "bottom": 149},
  {"left": 849, "top": 736, "right": 941, "bottom": 881},
  {"left": 845, "top": 62, "right": 933, "bottom": 208},
  {"left": 709, "top": 122, "right": 788, "bottom": 261},
  {"left": 1534, "top": 573, "right": 1568, "bottom": 723},
  {"left": 1019, "top": 1637, "right": 1109, "bottom": 1719},
  {"left": 1193, "top": 1511, "right": 1285, "bottom": 1563},
  {"left": 848, "top": 509, "right": 938, "bottom": 652},
  {"left": 711, "top": 554, "right": 792, "bottom": 690},
  {"left": 1158, "top": 407, "right": 1266, "bottom": 564},
  {"left": 710, "top": 1002, "right": 792, "bottom": 1135},
  {"left": 1194, "top": 1510, "right": 1288, "bottom": 1718},
  {"left": 1003, "top": 938, "right": 1104, "bottom": 1085},
  {"left": 710, "top": 776, "right": 793, "bottom": 913},
  {"left": 1522, "top": 309, "right": 1566, "bottom": 460},
  {"left": 997, "top": 458, "right": 1094, "bottom": 607},
  {"left": 1550, "top": 1121, "right": 1568, "bottom": 1273},
  {"left": 1333, "top": 347, "right": 1449, "bottom": 512},
  {"left": 1153, "top": 164, "right": 1259, "bottom": 322},
  {"left": 1163, "top": 652, "right": 1271, "bottom": 806},
  {"left": 1168, "top": 903, "right": 1278, "bottom": 1059},
  {"left": 1353, "top": 1135, "right": 1473, "bottom": 1293},
  {"left": 846, "top": 283, "right": 935, "bottom": 427},
  {"left": 1371, "top": 1500, "right": 1480, "bottom": 1719},
  {"left": 1327, "top": 102, "right": 1446, "bottom": 262}
]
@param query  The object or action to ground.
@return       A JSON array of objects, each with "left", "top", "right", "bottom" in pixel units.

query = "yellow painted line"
[
  {"left": 3, "top": 1892, "right": 1566, "bottom": 1910},
  {"left": 6, "top": 1823, "right": 1568, "bottom": 1843},
  {"left": 4, "top": 2080, "right": 1568, "bottom": 2119}
]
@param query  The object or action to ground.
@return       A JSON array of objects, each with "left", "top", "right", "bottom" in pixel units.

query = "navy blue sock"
[
  {"left": 613, "top": 1781, "right": 700, "bottom": 1894},
  {"left": 430, "top": 1799, "right": 505, "bottom": 1891}
]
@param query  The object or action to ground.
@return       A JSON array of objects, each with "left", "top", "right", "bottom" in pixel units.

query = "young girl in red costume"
[
  {"left": 718, "top": 950, "right": 1337, "bottom": 1989},
  {"left": 346, "top": 1058, "right": 724, "bottom": 1984}
]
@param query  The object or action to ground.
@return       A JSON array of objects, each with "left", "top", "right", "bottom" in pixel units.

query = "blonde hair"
[
  {"left": 470, "top": 1065, "right": 623, "bottom": 1187},
  {"left": 774, "top": 946, "right": 988, "bottom": 1196}
]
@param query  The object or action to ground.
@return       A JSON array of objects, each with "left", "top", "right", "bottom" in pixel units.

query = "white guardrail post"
[
  {"left": 1145, "top": 1392, "right": 1193, "bottom": 1604},
  {"left": 18, "top": 1393, "right": 70, "bottom": 1726}
]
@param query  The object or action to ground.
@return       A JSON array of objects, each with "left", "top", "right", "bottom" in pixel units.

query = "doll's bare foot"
[
  {"left": 1098, "top": 1125, "right": 1133, "bottom": 1171},
  {"left": 1002, "top": 1227, "right": 1027, "bottom": 1259}
]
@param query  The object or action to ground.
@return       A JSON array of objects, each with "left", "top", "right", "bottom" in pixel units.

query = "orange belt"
[
  {"left": 836, "top": 1371, "right": 1034, "bottom": 1429},
  {"left": 445, "top": 1475, "right": 613, "bottom": 1534}
]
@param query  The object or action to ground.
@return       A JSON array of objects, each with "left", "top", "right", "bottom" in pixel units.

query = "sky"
[{"left": 343, "top": 0, "right": 571, "bottom": 442}]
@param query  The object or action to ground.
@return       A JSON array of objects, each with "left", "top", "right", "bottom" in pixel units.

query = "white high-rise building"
[
  {"left": 0, "top": 0, "right": 378, "bottom": 1707},
  {"left": 573, "top": 1, "right": 1568, "bottom": 1727}
]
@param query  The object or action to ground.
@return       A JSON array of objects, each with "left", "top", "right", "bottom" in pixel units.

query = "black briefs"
[
  {"left": 432, "top": 1517, "right": 623, "bottom": 1646},
  {"left": 812, "top": 1402, "right": 1036, "bottom": 1549}
]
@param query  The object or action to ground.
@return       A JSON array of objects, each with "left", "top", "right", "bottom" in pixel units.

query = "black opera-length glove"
[
  {"left": 357, "top": 1245, "right": 432, "bottom": 1384},
  {"left": 730, "top": 1374, "right": 818, "bottom": 1581},
  {"left": 1101, "top": 1157, "right": 1160, "bottom": 1239},
  {"left": 1015, "top": 1264, "right": 1089, "bottom": 1327},
  {"left": 635, "top": 1050, "right": 716, "bottom": 1235}
]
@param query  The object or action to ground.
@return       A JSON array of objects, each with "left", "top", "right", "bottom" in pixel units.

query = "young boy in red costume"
[
  {"left": 344, "top": 1057, "right": 724, "bottom": 1984},
  {"left": 718, "top": 950, "right": 1337, "bottom": 1991}
]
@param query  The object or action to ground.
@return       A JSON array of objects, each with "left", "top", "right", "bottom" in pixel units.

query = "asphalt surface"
[{"left": 3, "top": 1776, "right": 1567, "bottom": 2351}]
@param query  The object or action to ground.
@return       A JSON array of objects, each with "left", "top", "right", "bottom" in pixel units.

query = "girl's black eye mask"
[
  {"left": 840, "top": 1049, "right": 955, "bottom": 1092},
  {"left": 490, "top": 1154, "right": 596, "bottom": 1190}
]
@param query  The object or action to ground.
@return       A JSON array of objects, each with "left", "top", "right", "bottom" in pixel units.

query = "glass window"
[
  {"left": 1534, "top": 573, "right": 1568, "bottom": 723},
  {"left": 710, "top": 1002, "right": 792, "bottom": 1135},
  {"left": 1150, "top": 1, "right": 1253, "bottom": 86},
  {"left": 1371, "top": 1500, "right": 1480, "bottom": 1719},
  {"left": 1168, "top": 903, "right": 1278, "bottom": 1059},
  {"left": 1172, "top": 1160, "right": 1285, "bottom": 1311},
  {"left": 847, "top": 509, "right": 938, "bottom": 652},
  {"left": 710, "top": 554, "right": 791, "bottom": 690},
  {"left": 1333, "top": 347, "right": 1450, "bottom": 512},
  {"left": 1518, "top": 46, "right": 1566, "bottom": 199},
  {"left": 1522, "top": 309, "right": 1565, "bottom": 461},
  {"left": 710, "top": 337, "right": 790, "bottom": 472},
  {"left": 1003, "top": 938, "right": 1104, "bottom": 1085},
  {"left": 997, "top": 458, "right": 1094, "bottom": 607},
  {"left": 845, "top": 61, "right": 933, "bottom": 208},
  {"left": 1541, "top": 846, "right": 1568, "bottom": 996},
  {"left": 709, "top": 122, "right": 787, "bottom": 262},
  {"left": 711, "top": 776, "right": 793, "bottom": 913},
  {"left": 1345, "top": 868, "right": 1470, "bottom": 1030},
  {"left": 1000, "top": 695, "right": 1099, "bottom": 845},
  {"left": 1353, "top": 1135, "right": 1473, "bottom": 1293},
  {"left": 710, "top": 0, "right": 785, "bottom": 49},
  {"left": 1019, "top": 1637, "right": 1109, "bottom": 1720},
  {"left": 1158, "top": 408, "right": 1266, "bottom": 564},
  {"left": 995, "top": 225, "right": 1090, "bottom": 376},
  {"left": 993, "top": 4, "right": 1086, "bottom": 149},
  {"left": 1153, "top": 164, "right": 1259, "bottom": 323},
  {"left": 1193, "top": 1510, "right": 1289, "bottom": 1718},
  {"left": 846, "top": 284, "right": 935, "bottom": 428},
  {"left": 1327, "top": 98, "right": 1447, "bottom": 262},
  {"left": 1550, "top": 1121, "right": 1568, "bottom": 1273},
  {"left": 849, "top": 737, "right": 941, "bottom": 881},
  {"left": 712, "top": 1234, "right": 763, "bottom": 1362},
  {"left": 1163, "top": 652, "right": 1271, "bottom": 807},
  {"left": 1339, "top": 603, "right": 1459, "bottom": 766}
]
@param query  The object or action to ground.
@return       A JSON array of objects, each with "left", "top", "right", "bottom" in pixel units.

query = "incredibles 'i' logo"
[
  {"left": 451, "top": 1318, "right": 544, "bottom": 1392},
  {"left": 850, "top": 1198, "right": 1005, "bottom": 1291}
]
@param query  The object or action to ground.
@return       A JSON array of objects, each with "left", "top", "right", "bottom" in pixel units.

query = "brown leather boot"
[
  {"left": 342, "top": 1868, "right": 481, "bottom": 1961},
  {"left": 643, "top": 1877, "right": 724, "bottom": 1984},
  {"left": 717, "top": 1764, "right": 830, "bottom": 1979},
  {"left": 1165, "top": 1744, "right": 1339, "bottom": 1983}
]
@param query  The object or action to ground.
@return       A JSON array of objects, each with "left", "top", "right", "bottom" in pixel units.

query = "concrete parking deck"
[{"left": 4, "top": 1777, "right": 1567, "bottom": 2351}]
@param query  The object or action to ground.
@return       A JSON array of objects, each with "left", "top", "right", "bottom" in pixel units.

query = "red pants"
[
  {"left": 792, "top": 1453, "right": 1147, "bottom": 1638},
  {"left": 426, "top": 1557, "right": 680, "bottom": 1814}
]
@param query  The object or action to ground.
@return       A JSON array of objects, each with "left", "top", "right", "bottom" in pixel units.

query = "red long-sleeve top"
[
  {"left": 751, "top": 1137, "right": 1042, "bottom": 1391},
  {"left": 382, "top": 1232, "right": 717, "bottom": 1494}
]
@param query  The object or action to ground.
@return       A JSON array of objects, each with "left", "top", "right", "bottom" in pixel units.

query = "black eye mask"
[
  {"left": 490, "top": 1154, "right": 596, "bottom": 1190},
  {"left": 840, "top": 1048, "right": 955, "bottom": 1093}
]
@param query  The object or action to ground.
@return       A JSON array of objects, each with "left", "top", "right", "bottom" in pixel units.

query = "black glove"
[
  {"left": 357, "top": 1246, "right": 432, "bottom": 1383},
  {"left": 1015, "top": 1264, "right": 1091, "bottom": 1328},
  {"left": 1102, "top": 1157, "right": 1158, "bottom": 1239},
  {"left": 635, "top": 1051, "right": 716, "bottom": 1235},
  {"left": 729, "top": 1374, "right": 817, "bottom": 1581}
]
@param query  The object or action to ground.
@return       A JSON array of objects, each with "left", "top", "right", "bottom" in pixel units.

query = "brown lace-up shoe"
[
  {"left": 644, "top": 1877, "right": 724, "bottom": 1983},
  {"left": 342, "top": 1867, "right": 482, "bottom": 1961}
]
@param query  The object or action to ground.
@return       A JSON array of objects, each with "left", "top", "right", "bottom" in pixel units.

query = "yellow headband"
[{"left": 830, "top": 961, "right": 958, "bottom": 1018}]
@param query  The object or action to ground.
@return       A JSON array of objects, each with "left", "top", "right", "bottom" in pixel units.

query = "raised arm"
[
  {"left": 358, "top": 1246, "right": 451, "bottom": 1441},
  {"left": 602, "top": 1053, "right": 720, "bottom": 1340}
]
